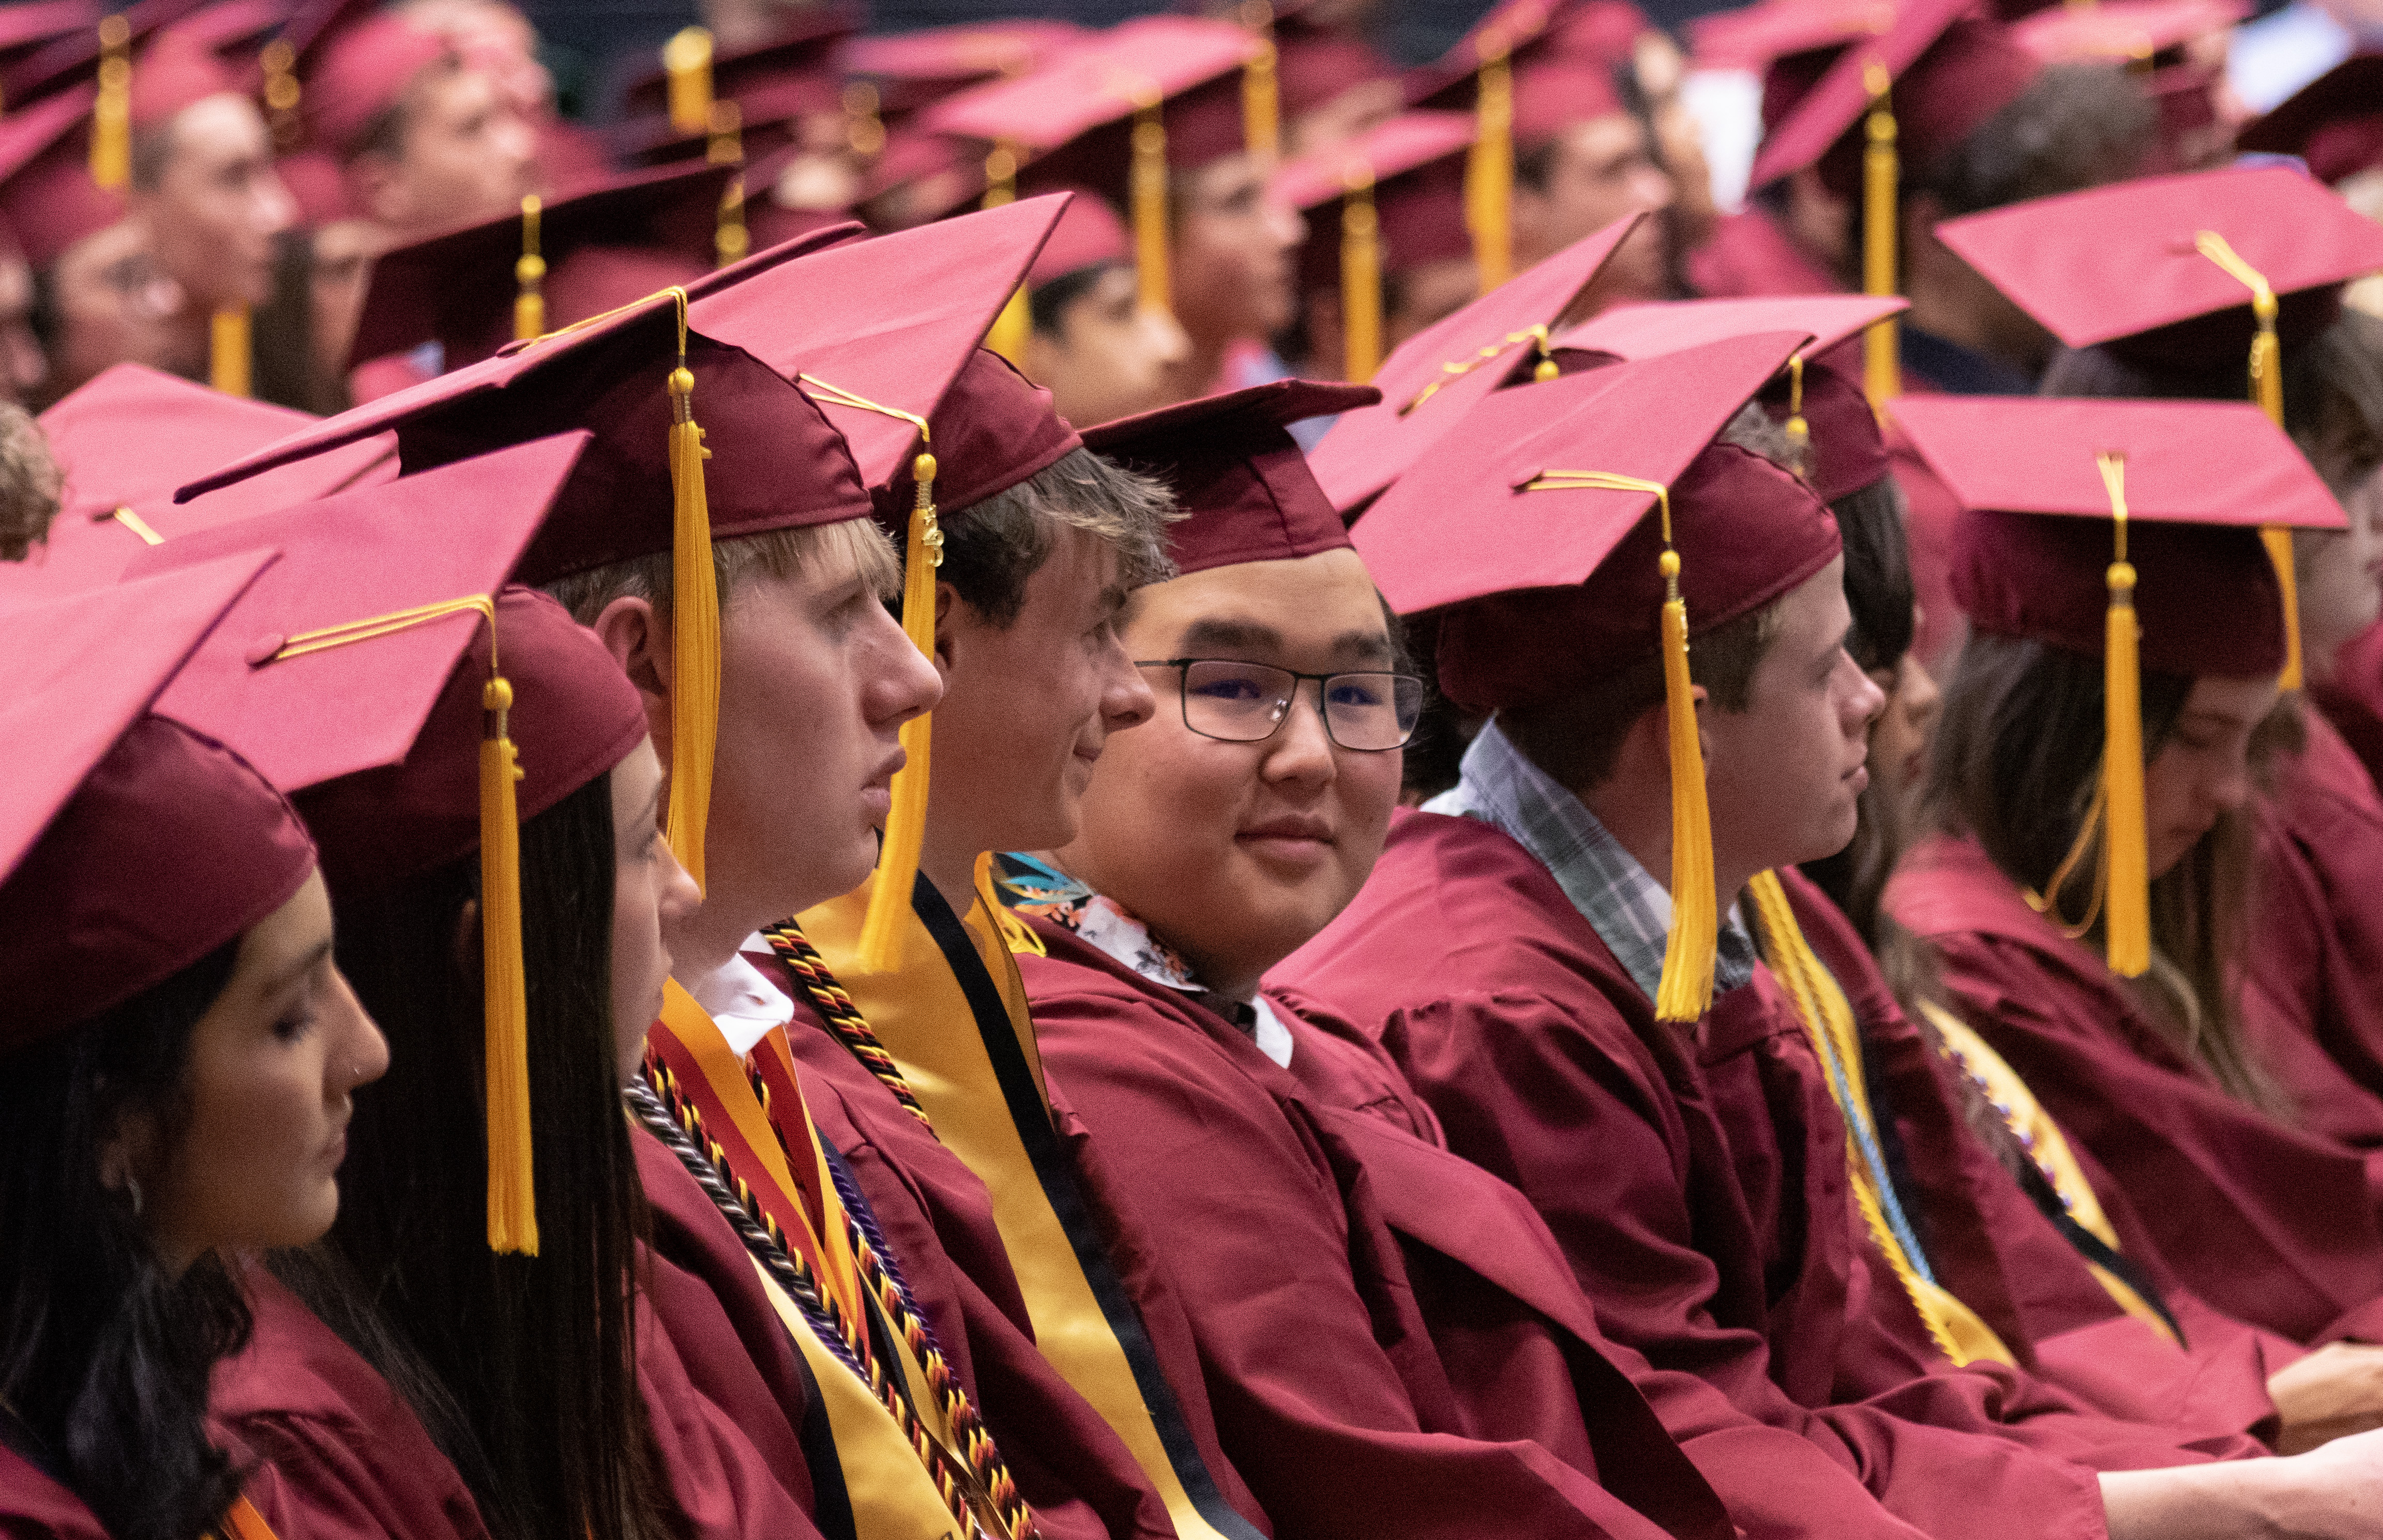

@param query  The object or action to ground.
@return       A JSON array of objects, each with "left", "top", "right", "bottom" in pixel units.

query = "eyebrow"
[
  {"left": 1176, "top": 617, "right": 1395, "bottom": 665},
  {"left": 261, "top": 938, "right": 335, "bottom": 1004}
]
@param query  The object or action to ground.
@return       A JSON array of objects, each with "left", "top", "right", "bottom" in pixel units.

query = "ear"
[
  {"left": 1689, "top": 681, "right": 1715, "bottom": 768},
  {"left": 453, "top": 895, "right": 480, "bottom": 978},
  {"left": 592, "top": 595, "right": 674, "bottom": 758},
  {"left": 930, "top": 579, "right": 963, "bottom": 677},
  {"left": 348, "top": 151, "right": 406, "bottom": 230}
]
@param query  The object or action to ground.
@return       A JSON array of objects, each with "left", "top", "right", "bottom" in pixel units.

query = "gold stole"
[
  {"left": 1920, "top": 1003, "right": 2180, "bottom": 1346},
  {"left": 800, "top": 860, "right": 1255, "bottom": 1540},
  {"left": 1745, "top": 873, "right": 2018, "bottom": 1369},
  {"left": 646, "top": 984, "right": 998, "bottom": 1539}
]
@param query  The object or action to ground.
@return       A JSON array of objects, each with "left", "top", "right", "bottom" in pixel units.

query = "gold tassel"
[
  {"left": 858, "top": 447, "right": 942, "bottom": 972},
  {"left": 1467, "top": 36, "right": 1513, "bottom": 296},
  {"left": 1783, "top": 353, "right": 1811, "bottom": 475},
  {"left": 663, "top": 291, "right": 718, "bottom": 892},
  {"left": 1340, "top": 161, "right": 1382, "bottom": 383},
  {"left": 1241, "top": 0, "right": 1278, "bottom": 164},
  {"left": 514, "top": 195, "right": 545, "bottom": 341},
  {"left": 480, "top": 667, "right": 537, "bottom": 1254},
  {"left": 90, "top": 16, "right": 131, "bottom": 191},
  {"left": 984, "top": 284, "right": 1031, "bottom": 367},
  {"left": 663, "top": 26, "right": 714, "bottom": 138},
  {"left": 2097, "top": 451, "right": 2150, "bottom": 979},
  {"left": 981, "top": 141, "right": 1019, "bottom": 209},
  {"left": 1130, "top": 93, "right": 1172, "bottom": 315},
  {"left": 715, "top": 175, "right": 748, "bottom": 267},
  {"left": 261, "top": 39, "right": 301, "bottom": 152},
  {"left": 209, "top": 309, "right": 251, "bottom": 397},
  {"left": 1860, "top": 64, "right": 1899, "bottom": 405},
  {"left": 843, "top": 80, "right": 885, "bottom": 158},
  {"left": 2194, "top": 229, "right": 2302, "bottom": 688}
]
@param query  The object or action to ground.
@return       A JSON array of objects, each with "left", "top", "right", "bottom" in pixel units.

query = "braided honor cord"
[
  {"left": 628, "top": 1071, "right": 1031, "bottom": 1540},
  {"left": 762, "top": 922, "right": 936, "bottom": 1130}
]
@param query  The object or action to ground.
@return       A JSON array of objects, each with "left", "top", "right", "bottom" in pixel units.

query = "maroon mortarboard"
[
  {"left": 0, "top": 0, "right": 99, "bottom": 72},
  {"left": 128, "top": 436, "right": 629, "bottom": 1255},
  {"left": 1777, "top": 357, "right": 1887, "bottom": 504},
  {"left": 1556, "top": 292, "right": 1904, "bottom": 361},
  {"left": 1547, "top": 0, "right": 1648, "bottom": 66},
  {"left": 1749, "top": 0, "right": 2040, "bottom": 194},
  {"left": 1403, "top": 0, "right": 1560, "bottom": 107},
  {"left": 2011, "top": 0, "right": 2245, "bottom": 67},
  {"left": 1306, "top": 210, "right": 1640, "bottom": 515},
  {"left": 1028, "top": 189, "right": 1132, "bottom": 290},
  {"left": 622, "top": 6, "right": 860, "bottom": 126},
  {"left": 1277, "top": 111, "right": 1473, "bottom": 381},
  {"left": 2238, "top": 53, "right": 2383, "bottom": 186},
  {"left": 1691, "top": 0, "right": 1892, "bottom": 71},
  {"left": 1274, "top": 21, "right": 1390, "bottom": 121},
  {"left": 169, "top": 0, "right": 294, "bottom": 59},
  {"left": 348, "top": 160, "right": 738, "bottom": 373},
  {"left": 0, "top": 363, "right": 394, "bottom": 604},
  {"left": 1364, "top": 328, "right": 1831, "bottom": 1019},
  {"left": 1083, "top": 377, "right": 1376, "bottom": 572},
  {"left": 867, "top": 348, "right": 1080, "bottom": 524},
  {"left": 127, "top": 22, "right": 241, "bottom": 130},
  {"left": 1890, "top": 391, "right": 2342, "bottom": 975},
  {"left": 1934, "top": 163, "right": 2383, "bottom": 370},
  {"left": 305, "top": 11, "right": 455, "bottom": 161},
  {"left": 0, "top": 553, "right": 318, "bottom": 1045},
  {"left": 846, "top": 19, "right": 1085, "bottom": 115},
  {"left": 4, "top": 0, "right": 209, "bottom": 107},
  {"left": 0, "top": 85, "right": 123, "bottom": 270}
]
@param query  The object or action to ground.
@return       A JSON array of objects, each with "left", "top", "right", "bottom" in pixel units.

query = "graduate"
[
  {"left": 1940, "top": 166, "right": 2383, "bottom": 1144},
  {"left": 1886, "top": 391, "right": 2383, "bottom": 1353},
  {"left": 1002, "top": 375, "right": 1860, "bottom": 1540},
  {"left": 0, "top": 560, "right": 387, "bottom": 1540},
  {"left": 1018, "top": 192, "right": 1193, "bottom": 430},
  {"left": 1281, "top": 335, "right": 2383, "bottom": 1540}
]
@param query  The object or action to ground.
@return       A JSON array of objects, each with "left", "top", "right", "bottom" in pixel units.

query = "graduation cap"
[
  {"left": 303, "top": 8, "right": 455, "bottom": 161},
  {"left": 2010, "top": 0, "right": 2245, "bottom": 68},
  {"left": 1890, "top": 393, "right": 2344, "bottom": 977},
  {"left": 1082, "top": 375, "right": 1377, "bottom": 573},
  {"left": 1690, "top": 0, "right": 1893, "bottom": 72},
  {"left": 1358, "top": 328, "right": 1830, "bottom": 1019},
  {"left": 348, "top": 159, "right": 741, "bottom": 374},
  {"left": 2236, "top": 52, "right": 2383, "bottom": 186},
  {"left": 1405, "top": 0, "right": 1627, "bottom": 294},
  {"left": 0, "top": 552, "right": 308, "bottom": 1047},
  {"left": 1936, "top": 163, "right": 2383, "bottom": 686},
  {"left": 1749, "top": 0, "right": 2041, "bottom": 403},
  {"left": 0, "top": 84, "right": 123, "bottom": 270},
  {"left": 922, "top": 16, "right": 1265, "bottom": 316},
  {"left": 127, "top": 431, "right": 601, "bottom": 1252},
  {"left": 1275, "top": 110, "right": 1474, "bottom": 382},
  {"left": 0, "top": 0, "right": 102, "bottom": 78},
  {"left": 1554, "top": 293, "right": 1905, "bottom": 498},
  {"left": 1305, "top": 210, "right": 1639, "bottom": 515},
  {"left": 844, "top": 19, "right": 1085, "bottom": 116},
  {"left": 0, "top": 363, "right": 395, "bottom": 605},
  {"left": 624, "top": 7, "right": 859, "bottom": 134},
  {"left": 177, "top": 193, "right": 1066, "bottom": 953},
  {"left": 2, "top": 0, "right": 209, "bottom": 114}
]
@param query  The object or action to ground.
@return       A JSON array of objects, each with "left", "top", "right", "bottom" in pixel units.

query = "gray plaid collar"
[{"left": 1425, "top": 719, "right": 1755, "bottom": 1004}]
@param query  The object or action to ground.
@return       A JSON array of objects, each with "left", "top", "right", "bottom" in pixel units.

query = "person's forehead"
[{"left": 1135, "top": 550, "right": 1387, "bottom": 637}]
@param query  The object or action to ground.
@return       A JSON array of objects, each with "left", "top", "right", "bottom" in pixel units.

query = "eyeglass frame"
[{"left": 1133, "top": 657, "right": 1425, "bottom": 752}]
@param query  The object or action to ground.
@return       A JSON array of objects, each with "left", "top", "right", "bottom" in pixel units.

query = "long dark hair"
[
  {"left": 306, "top": 771, "right": 673, "bottom": 1540},
  {"left": 1921, "top": 632, "right": 2280, "bottom": 1111},
  {"left": 0, "top": 942, "right": 254, "bottom": 1540}
]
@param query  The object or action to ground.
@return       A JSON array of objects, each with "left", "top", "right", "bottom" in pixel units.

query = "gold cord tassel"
[
  {"left": 2194, "top": 230, "right": 2303, "bottom": 688},
  {"left": 480, "top": 667, "right": 537, "bottom": 1254},
  {"left": 1783, "top": 353, "right": 1811, "bottom": 474},
  {"left": 210, "top": 309, "right": 251, "bottom": 397},
  {"left": 261, "top": 39, "right": 301, "bottom": 151},
  {"left": 1657, "top": 536, "right": 1720, "bottom": 1020},
  {"left": 843, "top": 80, "right": 885, "bottom": 157},
  {"left": 715, "top": 176, "right": 748, "bottom": 267},
  {"left": 1340, "top": 162, "right": 1382, "bottom": 382},
  {"left": 1860, "top": 64, "right": 1899, "bottom": 405},
  {"left": 90, "top": 16, "right": 130, "bottom": 190},
  {"left": 980, "top": 147, "right": 1029, "bottom": 365},
  {"left": 1130, "top": 94, "right": 1172, "bottom": 315},
  {"left": 1241, "top": 0, "right": 1278, "bottom": 163},
  {"left": 663, "top": 26, "right": 714, "bottom": 137},
  {"left": 2097, "top": 452, "right": 2150, "bottom": 978},
  {"left": 1467, "top": 37, "right": 1513, "bottom": 296},
  {"left": 514, "top": 196, "right": 545, "bottom": 341},
  {"left": 664, "top": 292, "right": 718, "bottom": 891},
  {"left": 859, "top": 448, "right": 942, "bottom": 971}
]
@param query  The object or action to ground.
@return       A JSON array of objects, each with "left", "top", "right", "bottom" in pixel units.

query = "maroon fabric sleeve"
[{"left": 631, "top": 1281, "right": 829, "bottom": 1540}]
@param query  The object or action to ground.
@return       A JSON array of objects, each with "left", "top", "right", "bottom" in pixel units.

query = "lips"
[{"left": 1239, "top": 815, "right": 1332, "bottom": 844}]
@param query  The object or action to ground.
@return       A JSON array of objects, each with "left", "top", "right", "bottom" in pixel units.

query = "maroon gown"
[
  {"left": 1018, "top": 915, "right": 1739, "bottom": 1540},
  {"left": 2313, "top": 616, "right": 2383, "bottom": 791},
  {"left": 0, "top": 1451, "right": 112, "bottom": 1540},
  {"left": 1888, "top": 830, "right": 2383, "bottom": 1347},
  {"left": 2245, "top": 705, "right": 2383, "bottom": 1136},
  {"left": 748, "top": 950, "right": 1266, "bottom": 1540},
  {"left": 1279, "top": 809, "right": 2266, "bottom": 1540}
]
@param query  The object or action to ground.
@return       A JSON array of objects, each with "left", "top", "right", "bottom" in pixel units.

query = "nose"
[
  {"left": 865, "top": 603, "right": 944, "bottom": 728},
  {"left": 658, "top": 839, "right": 703, "bottom": 924},
  {"left": 329, "top": 968, "right": 391, "bottom": 1094},
  {"left": 256, "top": 167, "right": 298, "bottom": 237},
  {"left": 1631, "top": 157, "right": 1676, "bottom": 215},
  {"left": 494, "top": 109, "right": 537, "bottom": 178},
  {"left": 4, "top": 327, "right": 43, "bottom": 398},
  {"left": 1899, "top": 653, "right": 1942, "bottom": 735},
  {"left": 1104, "top": 636, "right": 1158, "bottom": 731},
  {"left": 1140, "top": 306, "right": 1191, "bottom": 369},
  {"left": 1264, "top": 193, "right": 1307, "bottom": 254},
  {"left": 1264, "top": 680, "right": 1338, "bottom": 787},
  {"left": 2205, "top": 752, "right": 2256, "bottom": 814},
  {"left": 1846, "top": 653, "right": 1887, "bottom": 732}
]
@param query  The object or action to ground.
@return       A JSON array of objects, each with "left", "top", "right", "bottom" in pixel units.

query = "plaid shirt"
[{"left": 1425, "top": 720, "right": 1757, "bottom": 1005}]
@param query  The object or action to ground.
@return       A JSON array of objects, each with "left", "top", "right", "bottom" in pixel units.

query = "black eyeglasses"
[{"left": 1135, "top": 658, "right": 1425, "bottom": 751}]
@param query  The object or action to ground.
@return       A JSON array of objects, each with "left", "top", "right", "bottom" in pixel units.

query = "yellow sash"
[
  {"left": 646, "top": 987, "right": 1004, "bottom": 1539},
  {"left": 800, "top": 863, "right": 1257, "bottom": 1540},
  {"left": 1746, "top": 872, "right": 2017, "bottom": 1369},
  {"left": 1921, "top": 1003, "right": 2180, "bottom": 1346}
]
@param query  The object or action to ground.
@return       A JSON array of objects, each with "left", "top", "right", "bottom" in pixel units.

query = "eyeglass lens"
[{"left": 1178, "top": 660, "right": 1423, "bottom": 750}]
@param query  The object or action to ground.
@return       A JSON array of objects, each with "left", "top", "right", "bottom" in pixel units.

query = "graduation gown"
[
  {"left": 1685, "top": 206, "right": 1842, "bottom": 301},
  {"left": 0, "top": 1450, "right": 111, "bottom": 1540},
  {"left": 786, "top": 871, "right": 1272, "bottom": 1540},
  {"left": 2312, "top": 616, "right": 2383, "bottom": 790},
  {"left": 1887, "top": 831, "right": 2383, "bottom": 1347},
  {"left": 212, "top": 1265, "right": 491, "bottom": 1540},
  {"left": 2244, "top": 705, "right": 2383, "bottom": 1135},
  {"left": 1279, "top": 809, "right": 2248, "bottom": 1540},
  {"left": 1017, "top": 915, "right": 1736, "bottom": 1540}
]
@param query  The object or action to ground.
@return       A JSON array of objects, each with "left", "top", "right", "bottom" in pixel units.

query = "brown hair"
[
  {"left": 0, "top": 401, "right": 62, "bottom": 561},
  {"left": 546, "top": 516, "right": 901, "bottom": 624},
  {"left": 1921, "top": 632, "right": 2284, "bottom": 1113},
  {"left": 936, "top": 446, "right": 1177, "bottom": 627}
]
